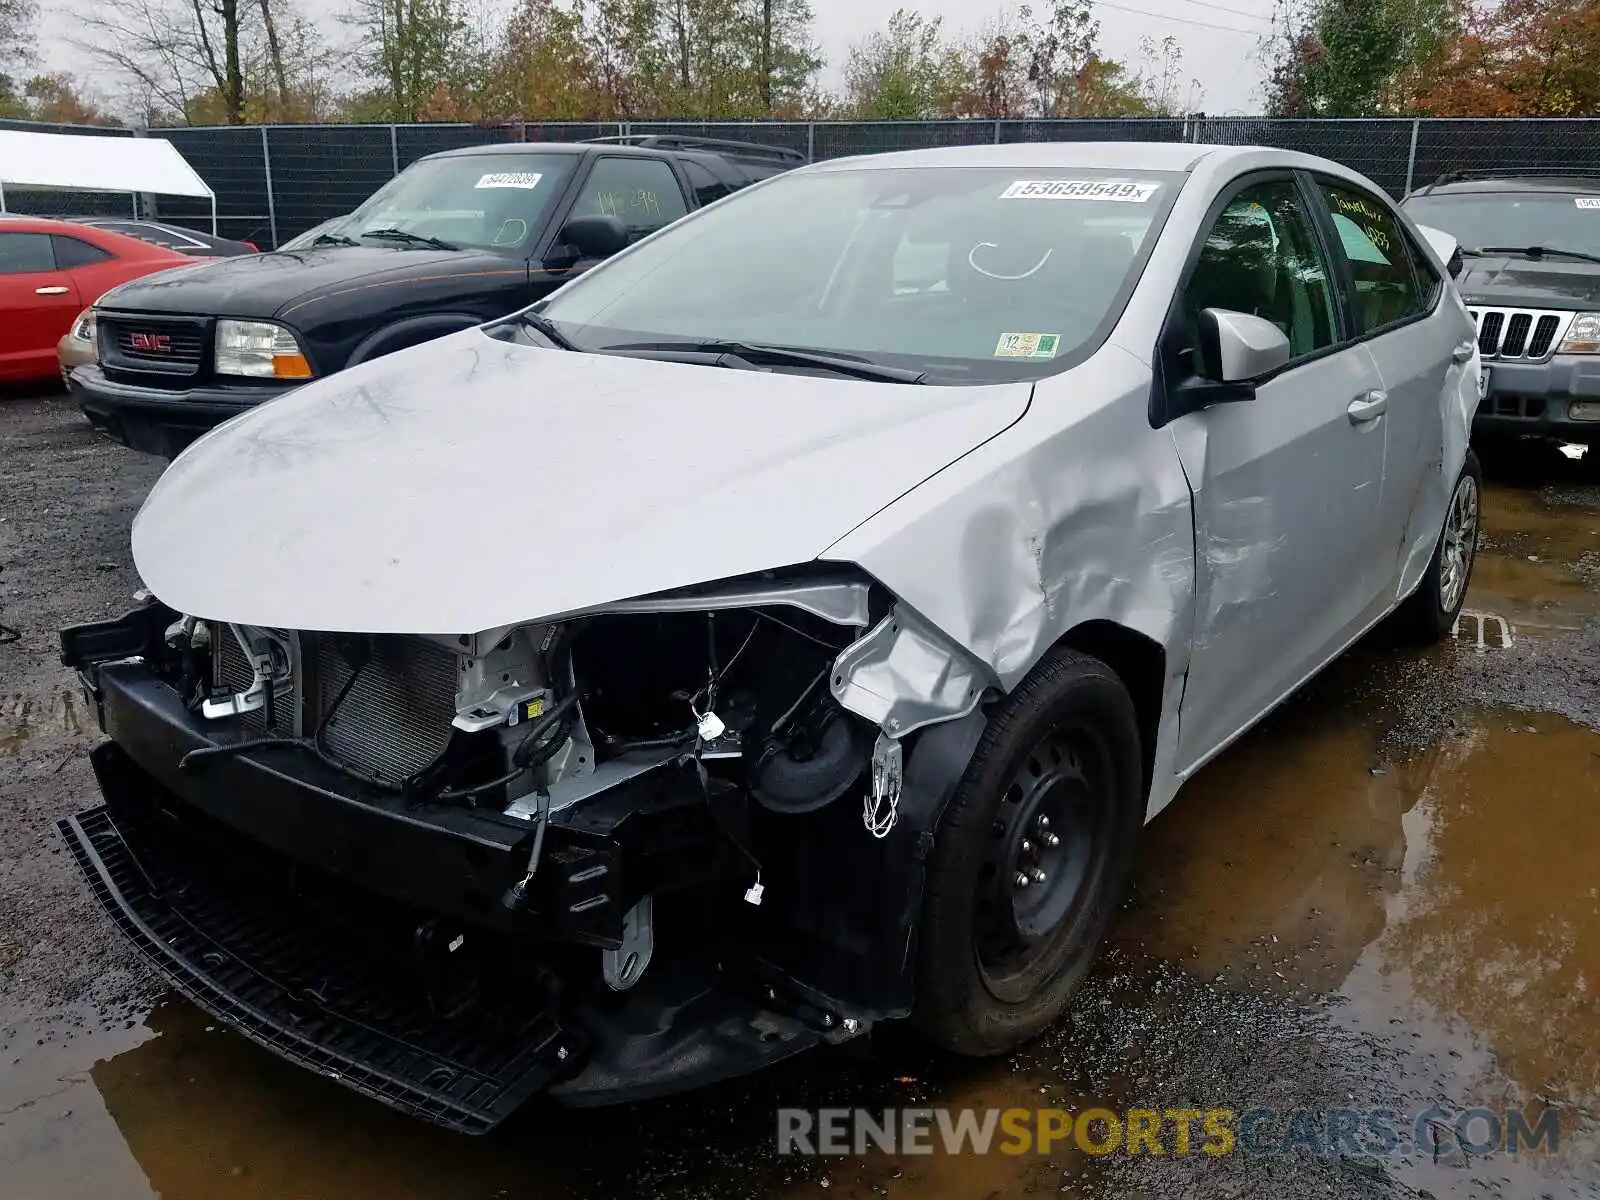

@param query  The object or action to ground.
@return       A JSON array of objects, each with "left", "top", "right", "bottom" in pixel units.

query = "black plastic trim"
[{"left": 59, "top": 788, "right": 567, "bottom": 1134}]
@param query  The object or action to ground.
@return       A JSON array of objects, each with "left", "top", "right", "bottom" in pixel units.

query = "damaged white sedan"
[{"left": 60, "top": 141, "right": 1483, "bottom": 1132}]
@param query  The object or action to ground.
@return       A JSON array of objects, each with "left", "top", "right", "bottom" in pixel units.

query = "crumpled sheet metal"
[{"left": 825, "top": 346, "right": 1197, "bottom": 818}]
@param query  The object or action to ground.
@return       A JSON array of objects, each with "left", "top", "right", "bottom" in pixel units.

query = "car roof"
[
  {"left": 805, "top": 140, "right": 1211, "bottom": 173},
  {"left": 1408, "top": 176, "right": 1600, "bottom": 197},
  {"left": 0, "top": 214, "right": 192, "bottom": 255},
  {"left": 423, "top": 142, "right": 668, "bottom": 162}
]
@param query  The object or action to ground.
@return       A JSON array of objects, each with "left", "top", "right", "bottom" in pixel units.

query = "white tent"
[{"left": 0, "top": 129, "right": 217, "bottom": 233}]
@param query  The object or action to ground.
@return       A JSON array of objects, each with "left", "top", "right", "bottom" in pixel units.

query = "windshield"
[
  {"left": 537, "top": 166, "right": 1182, "bottom": 380},
  {"left": 1404, "top": 191, "right": 1600, "bottom": 257},
  {"left": 328, "top": 153, "right": 577, "bottom": 253}
]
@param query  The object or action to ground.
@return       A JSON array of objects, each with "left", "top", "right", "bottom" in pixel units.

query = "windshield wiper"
[
  {"left": 359, "top": 227, "right": 458, "bottom": 251},
  {"left": 602, "top": 339, "right": 927, "bottom": 384},
  {"left": 310, "top": 232, "right": 360, "bottom": 247},
  {"left": 518, "top": 310, "right": 579, "bottom": 350},
  {"left": 1471, "top": 244, "right": 1600, "bottom": 265}
]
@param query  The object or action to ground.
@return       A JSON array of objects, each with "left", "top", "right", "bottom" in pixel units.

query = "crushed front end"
[{"left": 59, "top": 575, "right": 991, "bottom": 1132}]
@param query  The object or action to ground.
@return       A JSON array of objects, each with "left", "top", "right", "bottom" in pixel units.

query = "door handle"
[
  {"left": 34, "top": 286, "right": 69, "bottom": 296},
  {"left": 1452, "top": 339, "right": 1477, "bottom": 363},
  {"left": 1347, "top": 390, "right": 1388, "bottom": 423}
]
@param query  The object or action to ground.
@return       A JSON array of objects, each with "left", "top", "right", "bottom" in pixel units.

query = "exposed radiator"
[
  {"left": 215, "top": 628, "right": 460, "bottom": 781},
  {"left": 314, "top": 634, "right": 459, "bottom": 781}
]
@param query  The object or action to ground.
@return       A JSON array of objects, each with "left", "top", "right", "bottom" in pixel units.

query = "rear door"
[
  {"left": 0, "top": 233, "right": 80, "bottom": 380},
  {"left": 1309, "top": 177, "right": 1466, "bottom": 604},
  {"left": 1169, "top": 174, "right": 1391, "bottom": 773}
]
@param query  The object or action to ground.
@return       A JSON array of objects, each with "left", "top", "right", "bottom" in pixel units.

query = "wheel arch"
[
  {"left": 1052, "top": 619, "right": 1165, "bottom": 801},
  {"left": 346, "top": 313, "right": 486, "bottom": 366}
]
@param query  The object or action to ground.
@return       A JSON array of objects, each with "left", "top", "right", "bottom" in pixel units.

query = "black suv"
[
  {"left": 1403, "top": 170, "right": 1600, "bottom": 448},
  {"left": 73, "top": 135, "right": 801, "bottom": 457}
]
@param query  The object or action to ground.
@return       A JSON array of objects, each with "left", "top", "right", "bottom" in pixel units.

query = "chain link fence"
[{"left": 6, "top": 115, "right": 1600, "bottom": 248}]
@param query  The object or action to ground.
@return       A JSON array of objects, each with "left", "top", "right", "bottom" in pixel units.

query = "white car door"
[{"left": 1165, "top": 174, "right": 1391, "bottom": 775}]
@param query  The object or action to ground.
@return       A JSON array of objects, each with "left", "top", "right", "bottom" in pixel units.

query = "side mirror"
[
  {"left": 1198, "top": 308, "right": 1291, "bottom": 383},
  {"left": 1415, "top": 223, "right": 1461, "bottom": 277},
  {"left": 555, "top": 214, "right": 627, "bottom": 263}
]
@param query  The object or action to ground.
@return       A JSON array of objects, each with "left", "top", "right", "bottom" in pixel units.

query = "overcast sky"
[{"left": 35, "top": 0, "right": 1274, "bottom": 116}]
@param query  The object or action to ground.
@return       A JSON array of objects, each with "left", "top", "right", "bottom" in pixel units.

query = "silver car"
[{"left": 61, "top": 142, "right": 1483, "bottom": 1130}]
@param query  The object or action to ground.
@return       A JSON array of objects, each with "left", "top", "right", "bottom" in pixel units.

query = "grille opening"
[
  {"left": 1502, "top": 313, "right": 1531, "bottom": 357},
  {"left": 1529, "top": 314, "right": 1560, "bottom": 358},
  {"left": 1478, "top": 311, "right": 1503, "bottom": 355}
]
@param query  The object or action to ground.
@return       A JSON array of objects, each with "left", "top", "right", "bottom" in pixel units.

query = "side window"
[
  {"left": 570, "top": 158, "right": 690, "bottom": 241},
  {"left": 681, "top": 159, "right": 731, "bottom": 208},
  {"left": 1182, "top": 179, "right": 1338, "bottom": 367},
  {"left": 53, "top": 235, "right": 114, "bottom": 268},
  {"left": 1316, "top": 181, "right": 1427, "bottom": 332},
  {"left": 0, "top": 233, "right": 58, "bottom": 274}
]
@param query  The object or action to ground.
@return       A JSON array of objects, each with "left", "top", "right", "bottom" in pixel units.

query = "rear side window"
[
  {"left": 681, "top": 160, "right": 732, "bottom": 207},
  {"left": 1316, "top": 182, "right": 1427, "bottom": 332},
  {"left": 53, "top": 235, "right": 114, "bottom": 268},
  {"left": 570, "top": 158, "right": 690, "bottom": 240},
  {"left": 0, "top": 233, "right": 57, "bottom": 274}
]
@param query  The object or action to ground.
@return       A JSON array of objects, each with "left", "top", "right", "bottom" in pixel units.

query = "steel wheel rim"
[
  {"left": 974, "top": 725, "right": 1115, "bottom": 995},
  {"left": 1439, "top": 473, "right": 1479, "bottom": 614}
]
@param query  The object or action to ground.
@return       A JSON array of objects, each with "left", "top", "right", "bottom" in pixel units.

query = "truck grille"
[
  {"left": 99, "top": 314, "right": 209, "bottom": 378},
  {"left": 1469, "top": 307, "right": 1571, "bottom": 362},
  {"left": 215, "top": 630, "right": 459, "bottom": 781}
]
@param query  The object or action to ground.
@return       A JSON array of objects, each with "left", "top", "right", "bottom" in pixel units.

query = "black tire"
[
  {"left": 1399, "top": 448, "right": 1483, "bottom": 643},
  {"left": 912, "top": 647, "right": 1144, "bottom": 1056}
]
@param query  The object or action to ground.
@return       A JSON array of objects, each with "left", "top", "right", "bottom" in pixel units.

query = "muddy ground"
[{"left": 2, "top": 388, "right": 1598, "bottom": 1200}]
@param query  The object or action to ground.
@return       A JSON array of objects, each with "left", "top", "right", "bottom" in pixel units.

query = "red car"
[{"left": 0, "top": 217, "right": 205, "bottom": 384}]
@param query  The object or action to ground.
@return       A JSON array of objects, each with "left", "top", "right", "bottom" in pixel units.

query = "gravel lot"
[{"left": 2, "top": 389, "right": 1598, "bottom": 1200}]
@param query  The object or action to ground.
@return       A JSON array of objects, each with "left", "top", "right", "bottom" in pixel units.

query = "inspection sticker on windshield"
[
  {"left": 475, "top": 172, "right": 543, "bottom": 190},
  {"left": 995, "top": 332, "right": 1060, "bottom": 358},
  {"left": 999, "top": 179, "right": 1159, "bottom": 203},
  {"left": 1576, "top": 197, "right": 1600, "bottom": 209}
]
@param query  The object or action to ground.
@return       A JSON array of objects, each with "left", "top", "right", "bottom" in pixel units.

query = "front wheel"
[
  {"left": 912, "top": 647, "right": 1144, "bottom": 1056},
  {"left": 1399, "top": 448, "right": 1482, "bottom": 642}
]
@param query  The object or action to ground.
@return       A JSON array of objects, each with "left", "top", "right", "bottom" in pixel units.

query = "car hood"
[
  {"left": 1457, "top": 255, "right": 1600, "bottom": 309},
  {"left": 94, "top": 244, "right": 517, "bottom": 318},
  {"left": 132, "top": 330, "right": 1032, "bottom": 634}
]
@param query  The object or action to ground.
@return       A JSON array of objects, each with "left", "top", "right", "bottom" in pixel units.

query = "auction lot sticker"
[
  {"left": 476, "top": 172, "right": 543, "bottom": 189},
  {"left": 1576, "top": 197, "right": 1600, "bottom": 209},
  {"left": 1000, "top": 179, "right": 1159, "bottom": 202}
]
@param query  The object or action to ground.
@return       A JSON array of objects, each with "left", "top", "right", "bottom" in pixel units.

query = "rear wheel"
[
  {"left": 1400, "top": 449, "right": 1482, "bottom": 642},
  {"left": 912, "top": 647, "right": 1143, "bottom": 1056}
]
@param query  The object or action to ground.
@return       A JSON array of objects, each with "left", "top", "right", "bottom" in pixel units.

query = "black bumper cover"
[
  {"left": 70, "top": 365, "right": 291, "bottom": 457},
  {"left": 59, "top": 658, "right": 835, "bottom": 1130},
  {"left": 1477, "top": 357, "right": 1600, "bottom": 443}
]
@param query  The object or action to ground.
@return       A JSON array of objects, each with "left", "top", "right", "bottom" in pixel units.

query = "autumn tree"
[
  {"left": 841, "top": 9, "right": 964, "bottom": 117},
  {"left": 349, "top": 0, "right": 477, "bottom": 121},
  {"left": 1262, "top": 0, "right": 1459, "bottom": 115},
  {"left": 77, "top": 0, "right": 335, "bottom": 124},
  {"left": 1417, "top": 0, "right": 1600, "bottom": 116}
]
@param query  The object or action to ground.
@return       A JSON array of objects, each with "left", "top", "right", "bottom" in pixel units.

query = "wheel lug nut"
[
  {"left": 1043, "top": 832, "right": 1061, "bottom": 847},
  {"left": 1036, "top": 815, "right": 1051, "bottom": 832},
  {"left": 1029, "top": 866, "right": 1046, "bottom": 884},
  {"left": 1021, "top": 839, "right": 1034, "bottom": 856},
  {"left": 1015, "top": 871, "right": 1030, "bottom": 888}
]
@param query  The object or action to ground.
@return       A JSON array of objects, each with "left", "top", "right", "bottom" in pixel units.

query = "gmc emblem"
[{"left": 129, "top": 332, "right": 172, "bottom": 353}]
